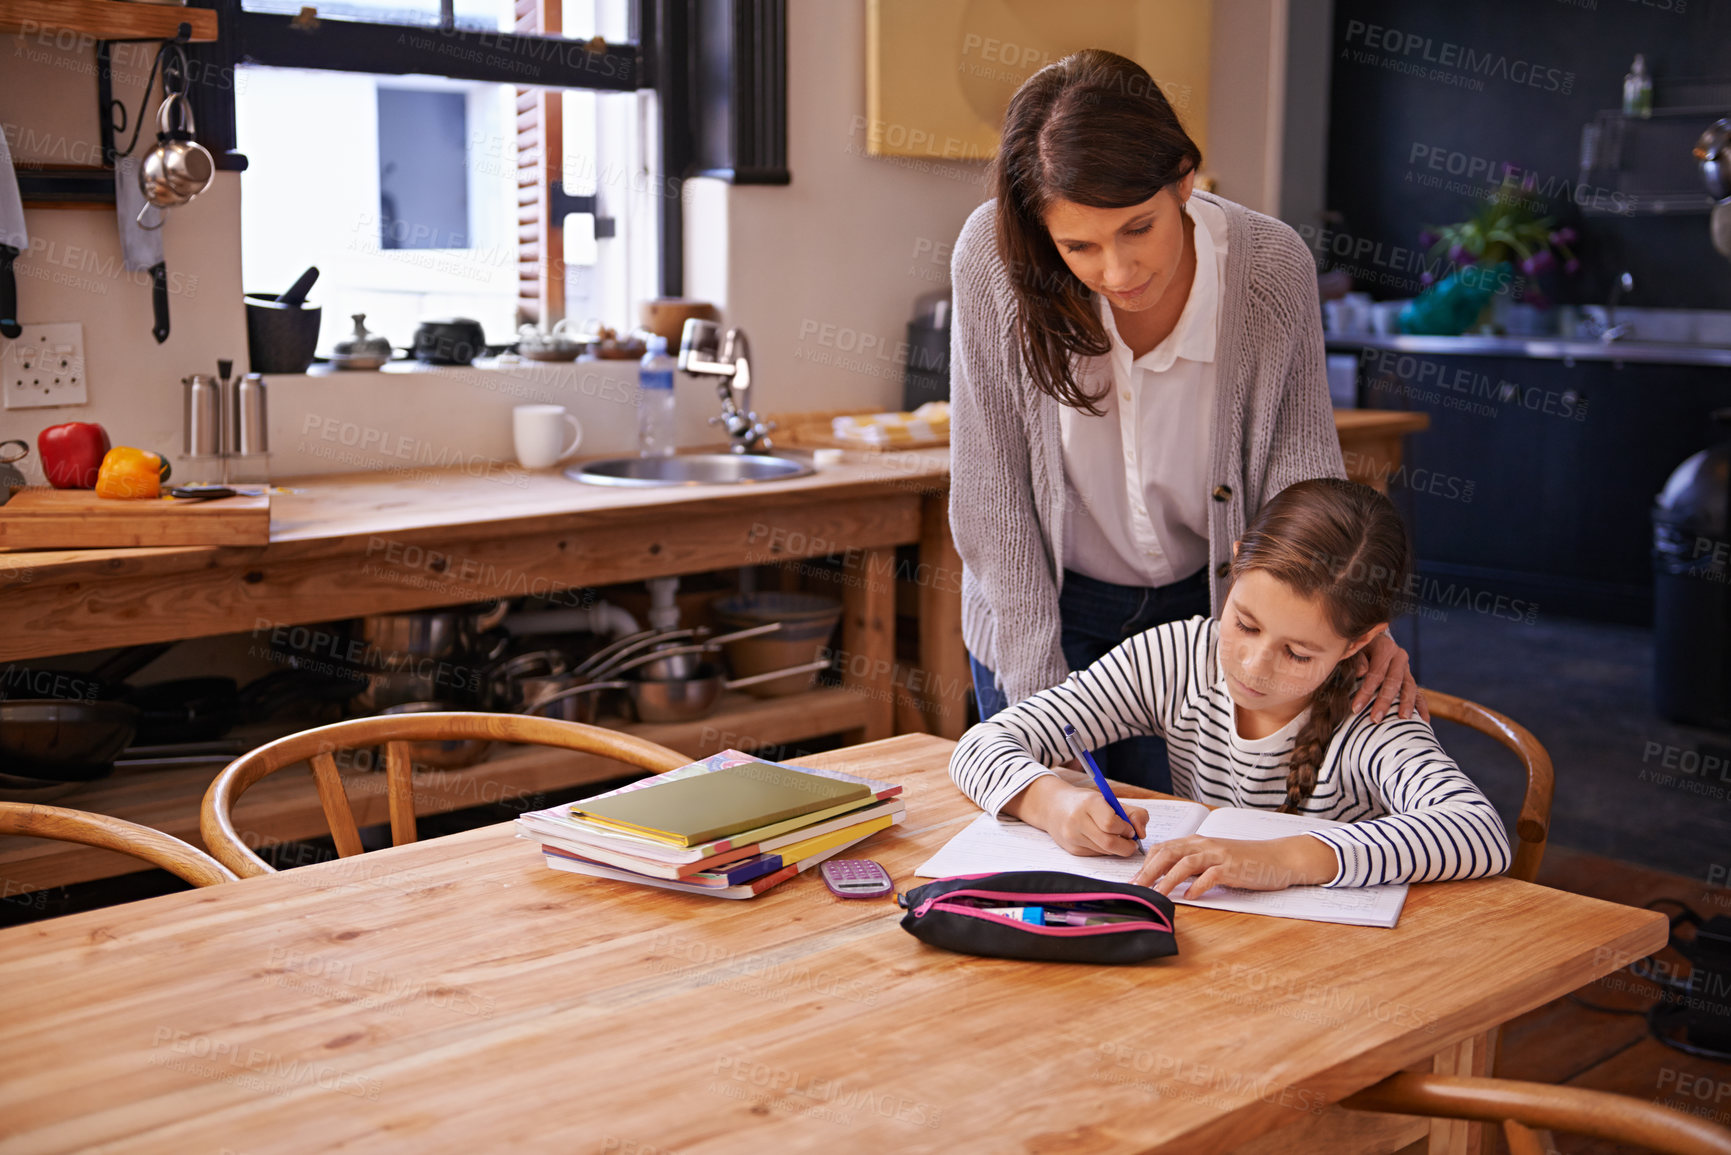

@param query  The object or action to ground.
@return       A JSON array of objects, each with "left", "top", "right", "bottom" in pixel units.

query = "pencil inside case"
[{"left": 898, "top": 870, "right": 1177, "bottom": 964}]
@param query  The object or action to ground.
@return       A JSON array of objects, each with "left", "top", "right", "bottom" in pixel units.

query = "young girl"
[{"left": 949, "top": 478, "right": 1511, "bottom": 896}]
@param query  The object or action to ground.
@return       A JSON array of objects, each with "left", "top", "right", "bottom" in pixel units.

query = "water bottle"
[{"left": 637, "top": 335, "right": 677, "bottom": 457}]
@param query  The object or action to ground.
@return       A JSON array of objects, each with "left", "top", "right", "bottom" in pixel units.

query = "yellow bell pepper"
[{"left": 94, "top": 447, "right": 170, "bottom": 499}]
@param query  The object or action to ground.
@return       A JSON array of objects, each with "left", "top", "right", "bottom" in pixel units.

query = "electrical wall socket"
[{"left": 3, "top": 323, "right": 89, "bottom": 409}]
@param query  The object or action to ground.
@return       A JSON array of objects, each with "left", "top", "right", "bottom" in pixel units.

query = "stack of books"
[{"left": 515, "top": 749, "right": 905, "bottom": 899}]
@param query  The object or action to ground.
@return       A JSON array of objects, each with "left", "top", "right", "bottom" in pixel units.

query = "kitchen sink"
[{"left": 565, "top": 453, "right": 814, "bottom": 487}]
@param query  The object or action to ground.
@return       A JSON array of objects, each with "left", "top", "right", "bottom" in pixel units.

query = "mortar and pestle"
[{"left": 244, "top": 266, "right": 321, "bottom": 373}]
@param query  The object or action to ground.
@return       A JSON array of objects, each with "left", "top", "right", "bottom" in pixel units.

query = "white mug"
[{"left": 513, "top": 404, "right": 582, "bottom": 469}]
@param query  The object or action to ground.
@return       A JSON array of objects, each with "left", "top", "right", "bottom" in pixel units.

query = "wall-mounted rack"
[
  {"left": 0, "top": 0, "right": 216, "bottom": 43},
  {"left": 8, "top": 1, "right": 242, "bottom": 208},
  {"left": 1578, "top": 84, "right": 1730, "bottom": 217}
]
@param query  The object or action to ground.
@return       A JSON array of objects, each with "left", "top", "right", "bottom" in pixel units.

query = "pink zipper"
[
  {"left": 928, "top": 902, "right": 1170, "bottom": 936},
  {"left": 913, "top": 887, "right": 1173, "bottom": 934}
]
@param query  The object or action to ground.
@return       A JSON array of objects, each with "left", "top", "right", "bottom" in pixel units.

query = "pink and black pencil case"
[{"left": 897, "top": 870, "right": 1177, "bottom": 964}]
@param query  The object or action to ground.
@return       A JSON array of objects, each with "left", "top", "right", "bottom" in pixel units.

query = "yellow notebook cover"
[{"left": 570, "top": 759, "right": 871, "bottom": 847}]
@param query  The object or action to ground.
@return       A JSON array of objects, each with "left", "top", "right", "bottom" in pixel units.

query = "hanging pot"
[{"left": 137, "top": 92, "right": 214, "bottom": 228}]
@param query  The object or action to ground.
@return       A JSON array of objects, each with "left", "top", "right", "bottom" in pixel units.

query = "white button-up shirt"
[{"left": 1060, "top": 196, "right": 1226, "bottom": 589}]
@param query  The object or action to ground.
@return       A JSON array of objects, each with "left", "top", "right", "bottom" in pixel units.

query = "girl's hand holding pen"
[
  {"left": 1133, "top": 834, "right": 1340, "bottom": 897},
  {"left": 1004, "top": 777, "right": 1148, "bottom": 857}
]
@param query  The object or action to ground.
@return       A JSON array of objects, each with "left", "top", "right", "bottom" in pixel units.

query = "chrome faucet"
[
  {"left": 677, "top": 319, "right": 772, "bottom": 454},
  {"left": 1601, "top": 271, "right": 1635, "bottom": 342}
]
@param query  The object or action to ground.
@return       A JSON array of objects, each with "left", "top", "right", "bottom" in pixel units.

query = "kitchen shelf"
[
  {"left": 1578, "top": 105, "right": 1722, "bottom": 217},
  {"left": 1326, "top": 333, "right": 1731, "bottom": 368},
  {"left": 0, "top": 686, "right": 874, "bottom": 896},
  {"left": 0, "top": 0, "right": 218, "bottom": 42}
]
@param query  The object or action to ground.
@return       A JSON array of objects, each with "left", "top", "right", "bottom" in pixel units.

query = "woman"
[{"left": 949, "top": 49, "right": 1421, "bottom": 791}]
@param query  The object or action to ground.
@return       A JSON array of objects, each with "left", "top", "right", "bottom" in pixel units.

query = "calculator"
[{"left": 819, "top": 859, "right": 895, "bottom": 899}]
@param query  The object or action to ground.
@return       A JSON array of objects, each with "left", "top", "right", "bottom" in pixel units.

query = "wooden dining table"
[{"left": 0, "top": 733, "right": 1666, "bottom": 1154}]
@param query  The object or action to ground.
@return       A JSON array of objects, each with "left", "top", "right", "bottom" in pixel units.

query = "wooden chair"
[
  {"left": 1422, "top": 688, "right": 1554, "bottom": 883},
  {"left": 201, "top": 712, "right": 691, "bottom": 878},
  {"left": 0, "top": 802, "right": 237, "bottom": 888},
  {"left": 1344, "top": 1071, "right": 1731, "bottom": 1154}
]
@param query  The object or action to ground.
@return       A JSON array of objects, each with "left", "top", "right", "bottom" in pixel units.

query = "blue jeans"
[{"left": 969, "top": 567, "right": 1211, "bottom": 794}]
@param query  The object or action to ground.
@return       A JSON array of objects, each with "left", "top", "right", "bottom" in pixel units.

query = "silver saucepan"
[
  {"left": 572, "top": 621, "right": 783, "bottom": 683},
  {"left": 482, "top": 649, "right": 570, "bottom": 712},
  {"left": 525, "top": 657, "right": 832, "bottom": 725},
  {"left": 630, "top": 622, "right": 783, "bottom": 681},
  {"left": 357, "top": 601, "right": 509, "bottom": 668},
  {"left": 514, "top": 643, "right": 717, "bottom": 724},
  {"left": 377, "top": 701, "right": 494, "bottom": 769}
]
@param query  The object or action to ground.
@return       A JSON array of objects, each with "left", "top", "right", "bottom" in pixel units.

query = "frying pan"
[
  {"left": 0, "top": 700, "right": 140, "bottom": 782},
  {"left": 0, "top": 642, "right": 172, "bottom": 705},
  {"left": 124, "top": 677, "right": 242, "bottom": 745},
  {"left": 0, "top": 642, "right": 170, "bottom": 782}
]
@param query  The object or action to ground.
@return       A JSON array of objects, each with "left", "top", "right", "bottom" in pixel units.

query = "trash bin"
[{"left": 1652, "top": 408, "right": 1731, "bottom": 728}]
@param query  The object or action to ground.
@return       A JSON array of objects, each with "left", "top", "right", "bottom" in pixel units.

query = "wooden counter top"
[
  {"left": 0, "top": 409, "right": 1423, "bottom": 583},
  {"left": 1331, "top": 409, "right": 1431, "bottom": 437},
  {"left": 0, "top": 450, "right": 950, "bottom": 669},
  {"left": 0, "top": 448, "right": 952, "bottom": 585}
]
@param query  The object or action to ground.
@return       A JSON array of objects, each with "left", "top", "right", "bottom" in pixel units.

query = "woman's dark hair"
[
  {"left": 1230, "top": 479, "right": 1413, "bottom": 813},
  {"left": 992, "top": 49, "right": 1202, "bottom": 414}
]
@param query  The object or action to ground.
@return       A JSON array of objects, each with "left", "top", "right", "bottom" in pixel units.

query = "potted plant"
[{"left": 1400, "top": 175, "right": 1581, "bottom": 336}]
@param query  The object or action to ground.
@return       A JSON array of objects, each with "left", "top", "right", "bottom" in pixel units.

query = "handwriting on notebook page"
[{"left": 916, "top": 813, "right": 1408, "bottom": 928}]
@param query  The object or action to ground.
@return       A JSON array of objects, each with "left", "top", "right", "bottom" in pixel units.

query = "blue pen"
[{"left": 1061, "top": 723, "right": 1137, "bottom": 829}]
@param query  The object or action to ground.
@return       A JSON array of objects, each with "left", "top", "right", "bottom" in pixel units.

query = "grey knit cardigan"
[{"left": 948, "top": 190, "right": 1347, "bottom": 705}]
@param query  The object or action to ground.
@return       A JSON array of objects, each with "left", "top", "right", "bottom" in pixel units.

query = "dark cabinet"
[{"left": 1356, "top": 350, "right": 1731, "bottom": 623}]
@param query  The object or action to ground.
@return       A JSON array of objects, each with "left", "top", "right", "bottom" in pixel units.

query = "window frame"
[{"left": 16, "top": 0, "right": 788, "bottom": 299}]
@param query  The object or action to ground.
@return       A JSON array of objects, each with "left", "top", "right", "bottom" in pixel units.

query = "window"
[
  {"left": 232, "top": 0, "right": 652, "bottom": 357},
  {"left": 0, "top": 2, "right": 788, "bottom": 323}
]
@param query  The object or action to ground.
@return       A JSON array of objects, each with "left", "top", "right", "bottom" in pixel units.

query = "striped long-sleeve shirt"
[{"left": 949, "top": 616, "right": 1513, "bottom": 887}]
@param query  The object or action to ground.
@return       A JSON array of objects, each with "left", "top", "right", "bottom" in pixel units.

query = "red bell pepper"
[{"left": 37, "top": 422, "right": 111, "bottom": 489}]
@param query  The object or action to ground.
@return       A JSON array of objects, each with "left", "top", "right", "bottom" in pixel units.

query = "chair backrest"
[
  {"left": 1422, "top": 687, "right": 1554, "bottom": 883},
  {"left": 1343, "top": 1071, "right": 1731, "bottom": 1155},
  {"left": 0, "top": 802, "right": 237, "bottom": 888},
  {"left": 201, "top": 712, "right": 692, "bottom": 878}
]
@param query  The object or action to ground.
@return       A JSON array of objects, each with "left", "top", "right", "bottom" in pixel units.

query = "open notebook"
[{"left": 916, "top": 800, "right": 1408, "bottom": 928}]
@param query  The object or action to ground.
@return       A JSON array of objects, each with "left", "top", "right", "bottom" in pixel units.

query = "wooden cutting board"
[
  {"left": 769, "top": 408, "right": 950, "bottom": 453},
  {"left": 0, "top": 488, "right": 271, "bottom": 548}
]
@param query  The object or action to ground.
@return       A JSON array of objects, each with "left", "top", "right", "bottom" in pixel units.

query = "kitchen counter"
[
  {"left": 0, "top": 409, "right": 1425, "bottom": 690},
  {"left": 1328, "top": 333, "right": 1731, "bottom": 367},
  {"left": 0, "top": 448, "right": 962, "bottom": 740}
]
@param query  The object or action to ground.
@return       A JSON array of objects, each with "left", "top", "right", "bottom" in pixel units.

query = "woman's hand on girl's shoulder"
[
  {"left": 1350, "top": 632, "right": 1429, "bottom": 723},
  {"left": 1133, "top": 834, "right": 1339, "bottom": 897}
]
